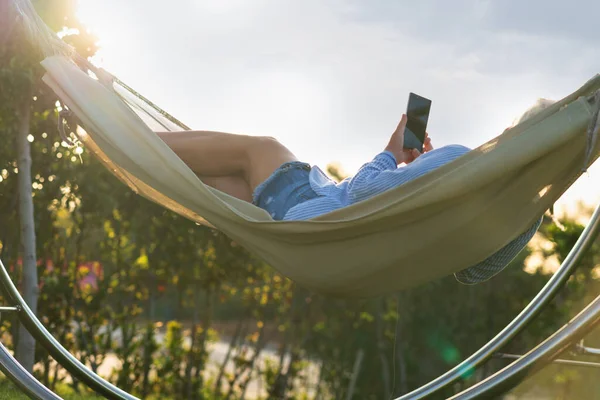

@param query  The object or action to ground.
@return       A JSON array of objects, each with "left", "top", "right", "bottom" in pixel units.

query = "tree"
[
  {"left": 15, "top": 67, "right": 38, "bottom": 372},
  {"left": 1, "top": 0, "right": 97, "bottom": 372},
  {"left": 1, "top": 1, "right": 38, "bottom": 372}
]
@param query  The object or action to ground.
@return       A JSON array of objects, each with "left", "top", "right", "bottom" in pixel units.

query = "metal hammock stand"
[
  {"left": 4, "top": 0, "right": 600, "bottom": 398},
  {"left": 0, "top": 202, "right": 597, "bottom": 400}
]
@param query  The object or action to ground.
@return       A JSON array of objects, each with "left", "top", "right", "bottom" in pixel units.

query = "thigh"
[
  {"left": 245, "top": 137, "right": 299, "bottom": 190},
  {"left": 198, "top": 174, "right": 253, "bottom": 203}
]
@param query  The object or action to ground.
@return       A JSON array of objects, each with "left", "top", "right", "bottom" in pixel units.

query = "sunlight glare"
[
  {"left": 76, "top": 1, "right": 104, "bottom": 36},
  {"left": 76, "top": 0, "right": 125, "bottom": 68},
  {"left": 538, "top": 185, "right": 552, "bottom": 199},
  {"left": 76, "top": 126, "right": 88, "bottom": 140}
]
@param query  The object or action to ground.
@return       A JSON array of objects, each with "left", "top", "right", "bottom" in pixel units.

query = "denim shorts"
[{"left": 252, "top": 161, "right": 319, "bottom": 220}]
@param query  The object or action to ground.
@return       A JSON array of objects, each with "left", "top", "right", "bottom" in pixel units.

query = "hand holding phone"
[{"left": 403, "top": 93, "right": 432, "bottom": 152}]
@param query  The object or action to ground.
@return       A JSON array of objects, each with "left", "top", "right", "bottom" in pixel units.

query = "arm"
[
  {"left": 346, "top": 114, "right": 433, "bottom": 203},
  {"left": 346, "top": 151, "right": 400, "bottom": 203},
  {"left": 454, "top": 218, "right": 543, "bottom": 284}
]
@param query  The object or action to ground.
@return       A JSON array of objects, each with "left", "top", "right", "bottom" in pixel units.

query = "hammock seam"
[{"left": 583, "top": 90, "right": 600, "bottom": 172}]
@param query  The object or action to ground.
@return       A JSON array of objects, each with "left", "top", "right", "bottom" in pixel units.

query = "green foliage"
[{"left": 0, "top": 377, "right": 102, "bottom": 399}]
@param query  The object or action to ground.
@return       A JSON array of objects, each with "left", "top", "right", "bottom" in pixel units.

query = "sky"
[{"left": 76, "top": 0, "right": 600, "bottom": 214}]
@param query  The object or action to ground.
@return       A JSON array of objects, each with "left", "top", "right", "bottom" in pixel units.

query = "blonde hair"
[{"left": 513, "top": 98, "right": 556, "bottom": 126}]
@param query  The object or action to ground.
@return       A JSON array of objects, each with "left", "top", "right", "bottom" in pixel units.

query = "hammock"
[
  {"left": 12, "top": 0, "right": 600, "bottom": 297},
  {"left": 38, "top": 55, "right": 600, "bottom": 297}
]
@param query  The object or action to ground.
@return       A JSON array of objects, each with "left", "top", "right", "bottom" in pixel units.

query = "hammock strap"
[
  {"left": 56, "top": 103, "right": 83, "bottom": 150},
  {"left": 71, "top": 53, "right": 192, "bottom": 131},
  {"left": 112, "top": 76, "right": 192, "bottom": 131},
  {"left": 57, "top": 106, "right": 74, "bottom": 146},
  {"left": 11, "top": 0, "right": 74, "bottom": 59}
]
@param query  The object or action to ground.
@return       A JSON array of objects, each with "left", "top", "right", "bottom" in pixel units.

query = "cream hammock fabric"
[{"left": 40, "top": 55, "right": 600, "bottom": 297}]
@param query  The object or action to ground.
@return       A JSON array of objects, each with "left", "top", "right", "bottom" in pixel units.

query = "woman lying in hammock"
[{"left": 157, "top": 106, "right": 546, "bottom": 284}]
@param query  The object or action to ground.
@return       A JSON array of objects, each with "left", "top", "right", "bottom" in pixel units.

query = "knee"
[
  {"left": 253, "top": 136, "right": 290, "bottom": 155},
  {"left": 259, "top": 136, "right": 281, "bottom": 146},
  {"left": 246, "top": 135, "right": 296, "bottom": 172}
]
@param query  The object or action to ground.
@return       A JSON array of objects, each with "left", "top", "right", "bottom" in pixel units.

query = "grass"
[
  {"left": 0, "top": 380, "right": 27, "bottom": 400},
  {"left": 0, "top": 378, "right": 103, "bottom": 399}
]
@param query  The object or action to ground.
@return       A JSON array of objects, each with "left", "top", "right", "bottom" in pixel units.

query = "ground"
[{"left": 0, "top": 377, "right": 101, "bottom": 399}]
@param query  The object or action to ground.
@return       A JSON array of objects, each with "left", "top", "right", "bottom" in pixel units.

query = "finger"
[
  {"left": 424, "top": 138, "right": 433, "bottom": 152},
  {"left": 412, "top": 149, "right": 421, "bottom": 159},
  {"left": 394, "top": 114, "right": 407, "bottom": 134}
]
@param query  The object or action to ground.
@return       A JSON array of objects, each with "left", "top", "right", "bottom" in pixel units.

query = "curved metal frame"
[
  {"left": 0, "top": 258, "right": 138, "bottom": 400},
  {"left": 4, "top": 2, "right": 600, "bottom": 397},
  {"left": 0, "top": 205, "right": 596, "bottom": 400},
  {"left": 397, "top": 201, "right": 600, "bottom": 399},
  {"left": 496, "top": 353, "right": 600, "bottom": 369},
  {"left": 0, "top": 339, "right": 61, "bottom": 400},
  {"left": 0, "top": 163, "right": 593, "bottom": 399},
  {"left": 577, "top": 340, "right": 600, "bottom": 355},
  {"left": 451, "top": 293, "right": 600, "bottom": 399}
]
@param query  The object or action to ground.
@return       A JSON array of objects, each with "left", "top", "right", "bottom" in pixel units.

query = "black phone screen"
[{"left": 404, "top": 93, "right": 432, "bottom": 151}]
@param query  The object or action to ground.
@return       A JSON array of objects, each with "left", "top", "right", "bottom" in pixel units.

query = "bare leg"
[
  {"left": 198, "top": 174, "right": 253, "bottom": 202},
  {"left": 156, "top": 130, "right": 298, "bottom": 197}
]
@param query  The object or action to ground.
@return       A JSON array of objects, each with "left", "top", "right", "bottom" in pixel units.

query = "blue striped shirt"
[{"left": 284, "top": 145, "right": 541, "bottom": 284}]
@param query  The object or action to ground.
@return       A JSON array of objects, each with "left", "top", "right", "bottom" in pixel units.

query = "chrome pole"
[
  {"left": 0, "top": 340, "right": 62, "bottom": 400},
  {"left": 397, "top": 201, "right": 600, "bottom": 399},
  {"left": 0, "top": 259, "right": 139, "bottom": 400},
  {"left": 496, "top": 353, "right": 600, "bottom": 369},
  {"left": 451, "top": 294, "right": 600, "bottom": 398},
  {"left": 576, "top": 340, "right": 600, "bottom": 356}
]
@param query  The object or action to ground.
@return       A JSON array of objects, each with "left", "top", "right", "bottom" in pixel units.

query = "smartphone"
[{"left": 403, "top": 93, "right": 432, "bottom": 151}]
